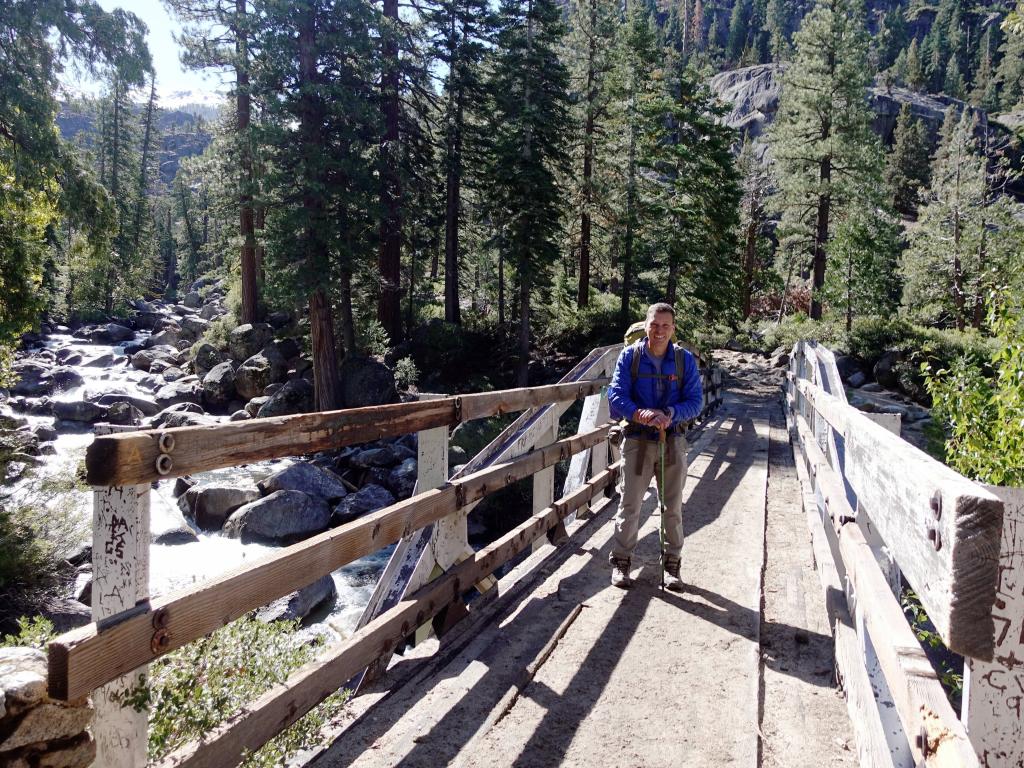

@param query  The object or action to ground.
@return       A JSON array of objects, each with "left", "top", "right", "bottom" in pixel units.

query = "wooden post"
[
  {"left": 91, "top": 485, "right": 149, "bottom": 764},
  {"left": 532, "top": 420, "right": 558, "bottom": 553},
  {"left": 963, "top": 485, "right": 1024, "bottom": 766},
  {"left": 91, "top": 424, "right": 149, "bottom": 768}
]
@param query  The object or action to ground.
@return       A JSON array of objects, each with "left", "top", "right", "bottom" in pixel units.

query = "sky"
[{"left": 62, "top": 0, "right": 226, "bottom": 106}]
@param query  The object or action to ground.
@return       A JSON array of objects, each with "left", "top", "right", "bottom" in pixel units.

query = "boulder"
[
  {"left": 47, "top": 366, "right": 85, "bottom": 394},
  {"left": 154, "top": 379, "right": 203, "bottom": 409},
  {"left": 256, "top": 379, "right": 313, "bottom": 419},
  {"left": 192, "top": 342, "right": 226, "bottom": 378},
  {"left": 202, "top": 361, "right": 237, "bottom": 409},
  {"left": 104, "top": 401, "right": 144, "bottom": 426},
  {"left": 11, "top": 362, "right": 52, "bottom": 396},
  {"left": 769, "top": 350, "right": 790, "bottom": 369},
  {"left": 229, "top": 409, "right": 250, "bottom": 421},
  {"left": 95, "top": 322, "right": 135, "bottom": 343},
  {"left": 332, "top": 483, "right": 395, "bottom": 525},
  {"left": 267, "top": 311, "right": 291, "bottom": 329},
  {"left": 180, "top": 315, "right": 210, "bottom": 339},
  {"left": 257, "top": 574, "right": 336, "bottom": 624},
  {"left": 93, "top": 393, "right": 160, "bottom": 416},
  {"left": 55, "top": 348, "right": 83, "bottom": 366},
  {"left": 245, "top": 396, "right": 270, "bottom": 417},
  {"left": 872, "top": 352, "right": 901, "bottom": 390},
  {"left": 847, "top": 371, "right": 867, "bottom": 388},
  {"left": 223, "top": 490, "right": 331, "bottom": 544},
  {"left": 199, "top": 302, "right": 223, "bottom": 320},
  {"left": 131, "top": 345, "right": 179, "bottom": 372},
  {"left": 351, "top": 445, "right": 403, "bottom": 468},
  {"left": 179, "top": 483, "right": 261, "bottom": 531},
  {"left": 38, "top": 598, "right": 91, "bottom": 633},
  {"left": 339, "top": 355, "right": 398, "bottom": 408},
  {"left": 182, "top": 291, "right": 203, "bottom": 308},
  {"left": 235, "top": 346, "right": 288, "bottom": 401},
  {"left": 834, "top": 355, "right": 863, "bottom": 382},
  {"left": 270, "top": 337, "right": 301, "bottom": 361},
  {"left": 31, "top": 423, "right": 58, "bottom": 442},
  {"left": 159, "top": 410, "right": 218, "bottom": 428},
  {"left": 228, "top": 323, "right": 274, "bottom": 362},
  {"left": 0, "top": 430, "right": 39, "bottom": 456},
  {"left": 83, "top": 352, "right": 117, "bottom": 368},
  {"left": 51, "top": 400, "right": 108, "bottom": 423},
  {"left": 134, "top": 310, "right": 164, "bottom": 330},
  {"left": 258, "top": 462, "right": 348, "bottom": 502},
  {"left": 387, "top": 458, "right": 418, "bottom": 499},
  {"left": 149, "top": 327, "right": 181, "bottom": 347}
]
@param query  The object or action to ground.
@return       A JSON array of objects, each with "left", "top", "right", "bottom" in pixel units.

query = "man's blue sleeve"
[
  {"left": 671, "top": 351, "right": 703, "bottom": 424},
  {"left": 607, "top": 347, "right": 638, "bottom": 422}
]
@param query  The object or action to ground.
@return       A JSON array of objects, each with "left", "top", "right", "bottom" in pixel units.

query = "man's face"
[{"left": 646, "top": 311, "right": 674, "bottom": 347}]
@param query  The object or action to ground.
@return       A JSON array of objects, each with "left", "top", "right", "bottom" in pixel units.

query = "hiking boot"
[
  {"left": 610, "top": 557, "right": 633, "bottom": 589},
  {"left": 664, "top": 556, "right": 684, "bottom": 592}
]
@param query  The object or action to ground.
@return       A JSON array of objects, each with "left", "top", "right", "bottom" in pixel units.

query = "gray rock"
[
  {"left": 256, "top": 378, "right": 314, "bottom": 418},
  {"left": 93, "top": 393, "right": 160, "bottom": 416},
  {"left": 38, "top": 598, "right": 91, "bottom": 633},
  {"left": 31, "top": 423, "right": 58, "bottom": 442},
  {"left": 332, "top": 483, "right": 396, "bottom": 525},
  {"left": 96, "top": 322, "right": 135, "bottom": 343},
  {"left": 246, "top": 396, "right": 270, "bottom": 417},
  {"left": 199, "top": 302, "right": 223, "bottom": 320},
  {"left": 267, "top": 311, "right": 291, "bottom": 329},
  {"left": 351, "top": 446, "right": 401, "bottom": 468},
  {"left": 258, "top": 462, "right": 348, "bottom": 502},
  {"left": 387, "top": 458, "right": 418, "bottom": 499},
  {"left": 179, "top": 483, "right": 260, "bottom": 531},
  {"left": 228, "top": 323, "right": 274, "bottom": 362},
  {"left": 104, "top": 401, "right": 144, "bottom": 426},
  {"left": 131, "top": 345, "right": 179, "bottom": 372},
  {"left": 52, "top": 400, "right": 108, "bottom": 423},
  {"left": 834, "top": 355, "right": 862, "bottom": 382},
  {"left": 202, "top": 361, "right": 237, "bottom": 409},
  {"left": 770, "top": 351, "right": 790, "bottom": 369},
  {"left": 47, "top": 366, "right": 85, "bottom": 394},
  {"left": 271, "top": 337, "right": 301, "bottom": 361},
  {"left": 229, "top": 409, "right": 250, "bottom": 421},
  {"left": 180, "top": 315, "right": 210, "bottom": 339},
  {"left": 235, "top": 346, "right": 288, "bottom": 400},
  {"left": 83, "top": 352, "right": 117, "bottom": 368},
  {"left": 0, "top": 701, "right": 94, "bottom": 752},
  {"left": 861, "top": 382, "right": 884, "bottom": 393},
  {"left": 71, "top": 570, "right": 92, "bottom": 605},
  {"left": 155, "top": 378, "right": 203, "bottom": 408},
  {"left": 224, "top": 490, "right": 331, "bottom": 544},
  {"left": 339, "top": 355, "right": 398, "bottom": 408},
  {"left": 257, "top": 574, "right": 336, "bottom": 624},
  {"left": 182, "top": 290, "right": 203, "bottom": 308},
  {"left": 192, "top": 342, "right": 226, "bottom": 378},
  {"left": 149, "top": 327, "right": 181, "bottom": 347},
  {"left": 134, "top": 310, "right": 164, "bottom": 330},
  {"left": 55, "top": 348, "right": 83, "bottom": 366},
  {"left": 873, "top": 352, "right": 901, "bottom": 389},
  {"left": 157, "top": 410, "right": 217, "bottom": 428},
  {"left": 847, "top": 371, "right": 867, "bottom": 388}
]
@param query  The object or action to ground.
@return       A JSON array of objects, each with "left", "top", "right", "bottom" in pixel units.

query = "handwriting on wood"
[{"left": 965, "top": 486, "right": 1024, "bottom": 766}]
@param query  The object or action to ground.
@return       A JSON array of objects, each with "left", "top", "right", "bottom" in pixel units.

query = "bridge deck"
[{"left": 309, "top": 360, "right": 856, "bottom": 768}]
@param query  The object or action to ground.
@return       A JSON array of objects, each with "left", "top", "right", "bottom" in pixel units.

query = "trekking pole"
[{"left": 658, "top": 426, "right": 667, "bottom": 591}]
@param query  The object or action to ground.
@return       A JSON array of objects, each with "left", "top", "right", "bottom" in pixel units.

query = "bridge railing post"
[{"left": 91, "top": 423, "right": 150, "bottom": 768}]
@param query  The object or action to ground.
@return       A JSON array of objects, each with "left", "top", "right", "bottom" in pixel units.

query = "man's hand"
[{"left": 635, "top": 408, "right": 673, "bottom": 429}]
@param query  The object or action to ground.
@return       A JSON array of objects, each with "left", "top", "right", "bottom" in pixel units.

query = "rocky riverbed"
[{"left": 0, "top": 279, "right": 423, "bottom": 639}]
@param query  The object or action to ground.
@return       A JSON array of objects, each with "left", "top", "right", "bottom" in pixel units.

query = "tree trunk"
[
  {"left": 236, "top": 0, "right": 259, "bottom": 325},
  {"left": 444, "top": 12, "right": 463, "bottom": 325},
  {"left": 741, "top": 198, "right": 757, "bottom": 318},
  {"left": 620, "top": 93, "right": 638, "bottom": 327},
  {"left": 810, "top": 153, "right": 831, "bottom": 320},
  {"left": 339, "top": 268, "right": 357, "bottom": 354},
  {"left": 518, "top": 260, "right": 530, "bottom": 387},
  {"left": 577, "top": 0, "right": 597, "bottom": 308},
  {"left": 309, "top": 288, "right": 340, "bottom": 411},
  {"left": 378, "top": 0, "right": 403, "bottom": 343},
  {"left": 498, "top": 248, "right": 505, "bottom": 326},
  {"left": 131, "top": 77, "right": 157, "bottom": 258}
]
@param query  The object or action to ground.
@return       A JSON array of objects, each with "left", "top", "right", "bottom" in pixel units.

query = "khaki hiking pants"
[{"left": 611, "top": 434, "right": 687, "bottom": 562}]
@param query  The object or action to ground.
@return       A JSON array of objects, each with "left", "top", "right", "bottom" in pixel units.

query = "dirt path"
[{"left": 307, "top": 354, "right": 856, "bottom": 768}]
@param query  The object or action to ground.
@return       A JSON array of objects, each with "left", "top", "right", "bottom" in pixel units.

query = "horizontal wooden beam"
[
  {"left": 155, "top": 464, "right": 621, "bottom": 768},
  {"left": 49, "top": 425, "right": 613, "bottom": 702},
  {"left": 85, "top": 380, "right": 609, "bottom": 487},
  {"left": 792, "top": 413, "right": 979, "bottom": 768},
  {"left": 792, "top": 375, "right": 1002, "bottom": 661}
]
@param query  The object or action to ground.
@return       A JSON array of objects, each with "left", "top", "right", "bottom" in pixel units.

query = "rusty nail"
[
  {"left": 916, "top": 726, "right": 930, "bottom": 757},
  {"left": 151, "top": 629, "right": 170, "bottom": 655}
]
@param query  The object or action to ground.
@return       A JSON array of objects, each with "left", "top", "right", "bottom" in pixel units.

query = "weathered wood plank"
[
  {"left": 154, "top": 465, "right": 620, "bottom": 768},
  {"left": 963, "top": 485, "right": 1024, "bottom": 767},
  {"left": 792, "top": 414, "right": 980, "bottom": 767},
  {"left": 48, "top": 425, "right": 612, "bottom": 702},
  {"left": 85, "top": 380, "right": 608, "bottom": 487},
  {"left": 793, "top": 376, "right": 1003, "bottom": 660}
]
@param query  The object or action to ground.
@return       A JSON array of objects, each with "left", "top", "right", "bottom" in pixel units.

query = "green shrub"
[
  {"left": 538, "top": 292, "right": 624, "bottom": 352},
  {"left": 393, "top": 356, "right": 419, "bottom": 390},
  {"left": 358, "top": 318, "right": 391, "bottom": 358},
  {"left": 197, "top": 314, "right": 239, "bottom": 353},
  {"left": 121, "top": 614, "right": 349, "bottom": 766},
  {"left": 2, "top": 616, "right": 56, "bottom": 649},
  {"left": 0, "top": 485, "right": 87, "bottom": 632},
  {"left": 924, "top": 295, "right": 1024, "bottom": 486}
]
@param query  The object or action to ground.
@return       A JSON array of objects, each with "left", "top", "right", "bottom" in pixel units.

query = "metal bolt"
[
  {"left": 158, "top": 432, "right": 175, "bottom": 454},
  {"left": 150, "top": 629, "right": 170, "bottom": 655},
  {"left": 154, "top": 453, "right": 173, "bottom": 476},
  {"left": 152, "top": 608, "right": 169, "bottom": 630}
]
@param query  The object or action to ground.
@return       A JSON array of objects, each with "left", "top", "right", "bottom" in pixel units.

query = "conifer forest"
[{"left": 1, "top": 0, "right": 1023, "bottom": 403}]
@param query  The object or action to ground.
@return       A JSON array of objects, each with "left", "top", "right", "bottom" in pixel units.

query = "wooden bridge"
[{"left": 41, "top": 342, "right": 1024, "bottom": 767}]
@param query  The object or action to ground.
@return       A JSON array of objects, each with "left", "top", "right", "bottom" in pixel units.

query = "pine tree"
[
  {"left": 887, "top": 104, "right": 931, "bottom": 217},
  {"left": 770, "top": 0, "right": 880, "bottom": 320},
  {"left": 970, "top": 27, "right": 999, "bottom": 110},
  {"left": 483, "top": 0, "right": 571, "bottom": 385},
  {"left": 563, "top": 0, "right": 617, "bottom": 307},
  {"left": 995, "top": 15, "right": 1024, "bottom": 110},
  {"left": 735, "top": 138, "right": 772, "bottom": 318},
  {"left": 765, "top": 0, "right": 791, "bottom": 59},
  {"left": 905, "top": 38, "right": 925, "bottom": 91},
  {"left": 943, "top": 53, "right": 965, "bottom": 98},
  {"left": 875, "top": 5, "right": 908, "bottom": 72},
  {"left": 727, "top": 0, "right": 749, "bottom": 63}
]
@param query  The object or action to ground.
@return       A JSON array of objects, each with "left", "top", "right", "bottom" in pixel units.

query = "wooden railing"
[
  {"left": 46, "top": 344, "right": 722, "bottom": 768},
  {"left": 785, "top": 340, "right": 1007, "bottom": 767}
]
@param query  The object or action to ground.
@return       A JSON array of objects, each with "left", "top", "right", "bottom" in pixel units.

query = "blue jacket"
[{"left": 608, "top": 340, "right": 703, "bottom": 429}]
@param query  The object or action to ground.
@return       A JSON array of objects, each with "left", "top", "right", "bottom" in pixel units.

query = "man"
[{"left": 606, "top": 302, "right": 703, "bottom": 590}]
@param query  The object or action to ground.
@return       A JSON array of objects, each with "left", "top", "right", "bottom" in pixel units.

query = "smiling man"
[{"left": 606, "top": 302, "right": 703, "bottom": 590}]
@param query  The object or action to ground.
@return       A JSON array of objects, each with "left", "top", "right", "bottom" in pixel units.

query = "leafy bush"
[
  {"left": 538, "top": 292, "right": 625, "bottom": 352},
  {"left": 0, "top": 484, "right": 87, "bottom": 633},
  {"left": 393, "top": 356, "right": 419, "bottom": 390},
  {"left": 358, "top": 318, "right": 391, "bottom": 358},
  {"left": 120, "top": 614, "right": 349, "bottom": 766},
  {"left": 197, "top": 314, "right": 239, "bottom": 353},
  {"left": 1, "top": 615, "right": 56, "bottom": 649},
  {"left": 924, "top": 295, "right": 1024, "bottom": 486}
]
